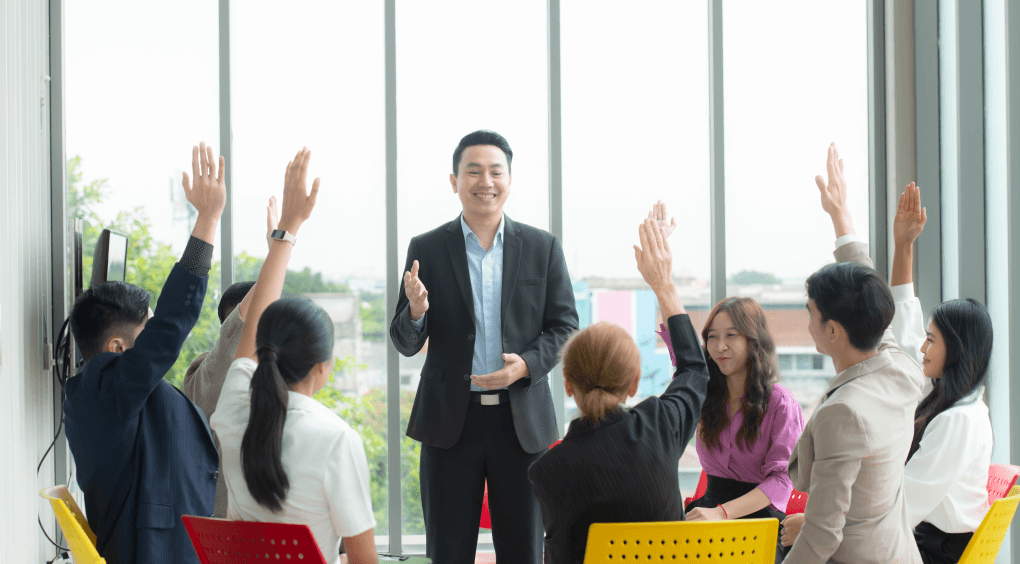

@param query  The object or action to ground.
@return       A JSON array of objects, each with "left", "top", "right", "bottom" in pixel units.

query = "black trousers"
[
  {"left": 684, "top": 475, "right": 789, "bottom": 564},
  {"left": 420, "top": 400, "right": 545, "bottom": 564},
  {"left": 914, "top": 521, "right": 973, "bottom": 564}
]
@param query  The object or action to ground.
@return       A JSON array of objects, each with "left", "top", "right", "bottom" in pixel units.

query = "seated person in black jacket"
[
  {"left": 528, "top": 217, "right": 710, "bottom": 564},
  {"left": 63, "top": 143, "right": 225, "bottom": 564}
]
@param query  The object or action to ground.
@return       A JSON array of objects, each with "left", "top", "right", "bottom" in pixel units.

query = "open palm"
[{"left": 893, "top": 182, "right": 926, "bottom": 246}]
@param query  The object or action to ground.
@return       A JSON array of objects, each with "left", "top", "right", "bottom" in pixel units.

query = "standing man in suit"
[
  {"left": 64, "top": 143, "right": 225, "bottom": 564},
  {"left": 390, "top": 130, "right": 579, "bottom": 564}
]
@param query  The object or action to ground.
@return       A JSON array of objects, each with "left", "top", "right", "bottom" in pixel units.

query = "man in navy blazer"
[
  {"left": 390, "top": 130, "right": 579, "bottom": 563},
  {"left": 64, "top": 143, "right": 225, "bottom": 564}
]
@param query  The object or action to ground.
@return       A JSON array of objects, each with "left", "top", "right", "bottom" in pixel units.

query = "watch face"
[{"left": 270, "top": 230, "right": 286, "bottom": 239}]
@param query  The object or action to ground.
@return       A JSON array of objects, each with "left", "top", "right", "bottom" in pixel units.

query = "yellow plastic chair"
[
  {"left": 958, "top": 485, "right": 1020, "bottom": 563},
  {"left": 39, "top": 485, "right": 106, "bottom": 564},
  {"left": 584, "top": 519, "right": 779, "bottom": 564}
]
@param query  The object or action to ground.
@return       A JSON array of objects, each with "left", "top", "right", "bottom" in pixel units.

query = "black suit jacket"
[
  {"left": 527, "top": 314, "right": 709, "bottom": 564},
  {"left": 64, "top": 264, "right": 219, "bottom": 564},
  {"left": 389, "top": 214, "right": 579, "bottom": 453}
]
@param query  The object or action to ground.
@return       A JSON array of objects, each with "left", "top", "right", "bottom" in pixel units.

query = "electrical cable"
[{"left": 38, "top": 316, "right": 74, "bottom": 553}]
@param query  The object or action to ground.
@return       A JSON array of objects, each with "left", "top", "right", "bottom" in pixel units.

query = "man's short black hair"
[
  {"left": 452, "top": 130, "right": 513, "bottom": 175},
  {"left": 70, "top": 281, "right": 151, "bottom": 361},
  {"left": 806, "top": 261, "right": 895, "bottom": 351},
  {"left": 219, "top": 281, "right": 255, "bottom": 323}
]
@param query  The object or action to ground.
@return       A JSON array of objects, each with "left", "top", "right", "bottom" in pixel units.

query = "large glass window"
[
  {"left": 562, "top": 0, "right": 711, "bottom": 496},
  {"left": 230, "top": 0, "right": 390, "bottom": 548},
  {"left": 723, "top": 0, "right": 870, "bottom": 415},
  {"left": 65, "top": 0, "right": 221, "bottom": 387}
]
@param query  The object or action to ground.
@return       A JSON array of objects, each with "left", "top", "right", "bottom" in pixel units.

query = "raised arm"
[
  {"left": 634, "top": 218, "right": 708, "bottom": 446},
  {"left": 890, "top": 184, "right": 927, "bottom": 367},
  {"left": 234, "top": 148, "right": 321, "bottom": 361},
  {"left": 104, "top": 143, "right": 226, "bottom": 418}
]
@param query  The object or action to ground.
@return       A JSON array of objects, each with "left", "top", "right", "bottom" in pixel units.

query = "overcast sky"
[{"left": 65, "top": 0, "right": 869, "bottom": 286}]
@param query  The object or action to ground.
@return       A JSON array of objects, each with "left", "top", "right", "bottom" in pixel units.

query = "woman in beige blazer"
[{"left": 782, "top": 144, "right": 926, "bottom": 564}]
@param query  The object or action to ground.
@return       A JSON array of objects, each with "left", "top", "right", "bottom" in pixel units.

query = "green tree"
[{"left": 729, "top": 270, "right": 781, "bottom": 285}]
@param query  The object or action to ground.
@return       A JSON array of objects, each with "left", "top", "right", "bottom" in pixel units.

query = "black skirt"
[
  {"left": 684, "top": 474, "right": 789, "bottom": 563},
  {"left": 913, "top": 521, "right": 973, "bottom": 564}
]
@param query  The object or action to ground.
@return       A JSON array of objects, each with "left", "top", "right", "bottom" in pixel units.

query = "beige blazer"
[{"left": 786, "top": 242, "right": 926, "bottom": 564}]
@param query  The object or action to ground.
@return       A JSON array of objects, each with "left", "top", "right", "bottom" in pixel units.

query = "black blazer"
[
  {"left": 64, "top": 264, "right": 219, "bottom": 564},
  {"left": 389, "top": 214, "right": 579, "bottom": 453},
  {"left": 527, "top": 314, "right": 709, "bottom": 564}
]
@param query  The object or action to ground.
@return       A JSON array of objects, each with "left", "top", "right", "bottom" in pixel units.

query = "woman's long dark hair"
[
  {"left": 907, "top": 298, "right": 993, "bottom": 461},
  {"left": 698, "top": 297, "right": 778, "bottom": 451},
  {"left": 240, "top": 297, "right": 334, "bottom": 512}
]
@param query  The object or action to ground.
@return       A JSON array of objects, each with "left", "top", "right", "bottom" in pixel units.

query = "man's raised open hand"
[
  {"left": 182, "top": 142, "right": 227, "bottom": 219},
  {"left": 814, "top": 142, "right": 855, "bottom": 238},
  {"left": 404, "top": 260, "right": 429, "bottom": 321},
  {"left": 277, "top": 147, "right": 321, "bottom": 235},
  {"left": 893, "top": 182, "right": 927, "bottom": 247}
]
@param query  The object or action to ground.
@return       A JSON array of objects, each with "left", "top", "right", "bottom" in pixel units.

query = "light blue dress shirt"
[{"left": 411, "top": 214, "right": 506, "bottom": 391}]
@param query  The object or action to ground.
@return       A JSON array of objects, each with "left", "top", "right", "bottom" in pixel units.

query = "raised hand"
[
  {"left": 814, "top": 142, "right": 855, "bottom": 238},
  {"left": 277, "top": 147, "right": 321, "bottom": 235},
  {"left": 633, "top": 218, "right": 673, "bottom": 292},
  {"left": 471, "top": 353, "right": 530, "bottom": 390},
  {"left": 404, "top": 260, "right": 429, "bottom": 321},
  {"left": 265, "top": 196, "right": 279, "bottom": 251},
  {"left": 182, "top": 142, "right": 227, "bottom": 219},
  {"left": 893, "top": 182, "right": 927, "bottom": 246},
  {"left": 647, "top": 200, "right": 677, "bottom": 237}
]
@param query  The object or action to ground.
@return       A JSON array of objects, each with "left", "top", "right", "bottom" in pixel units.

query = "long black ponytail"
[
  {"left": 240, "top": 297, "right": 334, "bottom": 512},
  {"left": 907, "top": 298, "right": 993, "bottom": 461}
]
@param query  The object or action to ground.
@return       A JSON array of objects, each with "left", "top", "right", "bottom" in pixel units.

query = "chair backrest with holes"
[
  {"left": 583, "top": 519, "right": 779, "bottom": 564},
  {"left": 39, "top": 485, "right": 106, "bottom": 564},
  {"left": 958, "top": 486, "right": 1020, "bottom": 564},
  {"left": 986, "top": 463, "right": 1020, "bottom": 505},
  {"left": 181, "top": 515, "right": 329, "bottom": 564}
]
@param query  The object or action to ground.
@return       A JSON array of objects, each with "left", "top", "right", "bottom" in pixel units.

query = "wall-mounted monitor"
[{"left": 89, "top": 229, "right": 129, "bottom": 288}]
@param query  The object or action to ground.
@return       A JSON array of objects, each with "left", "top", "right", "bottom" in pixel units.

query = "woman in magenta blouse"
[{"left": 659, "top": 296, "right": 804, "bottom": 563}]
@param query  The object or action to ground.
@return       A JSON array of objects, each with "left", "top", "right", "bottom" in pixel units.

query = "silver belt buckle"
[{"left": 480, "top": 394, "right": 500, "bottom": 406}]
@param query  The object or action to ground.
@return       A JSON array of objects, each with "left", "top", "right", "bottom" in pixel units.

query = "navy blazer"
[
  {"left": 64, "top": 264, "right": 219, "bottom": 564},
  {"left": 527, "top": 314, "right": 710, "bottom": 564},
  {"left": 389, "top": 215, "right": 579, "bottom": 453}
]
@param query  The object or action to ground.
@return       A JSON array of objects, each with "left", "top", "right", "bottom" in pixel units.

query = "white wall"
[{"left": 1, "top": 0, "right": 58, "bottom": 562}]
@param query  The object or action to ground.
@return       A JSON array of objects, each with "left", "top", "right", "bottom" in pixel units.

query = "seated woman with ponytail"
[
  {"left": 528, "top": 218, "right": 710, "bottom": 564},
  {"left": 210, "top": 149, "right": 378, "bottom": 564}
]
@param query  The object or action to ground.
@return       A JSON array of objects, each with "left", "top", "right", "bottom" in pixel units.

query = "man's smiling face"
[{"left": 450, "top": 144, "right": 511, "bottom": 222}]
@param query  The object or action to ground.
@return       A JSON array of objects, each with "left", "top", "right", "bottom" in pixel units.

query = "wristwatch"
[{"left": 269, "top": 229, "right": 297, "bottom": 246}]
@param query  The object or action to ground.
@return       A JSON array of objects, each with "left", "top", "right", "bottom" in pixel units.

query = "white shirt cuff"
[
  {"left": 834, "top": 234, "right": 864, "bottom": 249},
  {"left": 410, "top": 313, "right": 425, "bottom": 330},
  {"left": 890, "top": 283, "right": 916, "bottom": 301}
]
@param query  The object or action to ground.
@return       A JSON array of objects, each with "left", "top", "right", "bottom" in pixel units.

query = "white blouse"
[
  {"left": 888, "top": 282, "right": 992, "bottom": 533},
  {"left": 211, "top": 358, "right": 377, "bottom": 564}
]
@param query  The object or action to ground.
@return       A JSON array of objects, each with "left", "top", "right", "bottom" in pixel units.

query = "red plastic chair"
[
  {"left": 181, "top": 515, "right": 328, "bottom": 564},
  {"left": 481, "top": 440, "right": 563, "bottom": 530},
  {"left": 987, "top": 464, "right": 1020, "bottom": 505},
  {"left": 683, "top": 469, "right": 808, "bottom": 515}
]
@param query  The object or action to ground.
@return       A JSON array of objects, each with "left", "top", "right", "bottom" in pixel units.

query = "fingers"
[
  {"left": 814, "top": 175, "right": 826, "bottom": 193},
  {"left": 826, "top": 144, "right": 837, "bottom": 182},
  {"left": 192, "top": 146, "right": 200, "bottom": 184},
  {"left": 308, "top": 177, "right": 320, "bottom": 207},
  {"left": 638, "top": 221, "right": 651, "bottom": 259},
  {"left": 217, "top": 155, "right": 225, "bottom": 184},
  {"left": 296, "top": 148, "right": 310, "bottom": 191},
  {"left": 182, "top": 172, "right": 191, "bottom": 195},
  {"left": 206, "top": 145, "right": 215, "bottom": 177},
  {"left": 921, "top": 206, "right": 927, "bottom": 223},
  {"left": 411, "top": 260, "right": 419, "bottom": 279},
  {"left": 199, "top": 142, "right": 208, "bottom": 179},
  {"left": 660, "top": 201, "right": 669, "bottom": 220},
  {"left": 633, "top": 244, "right": 642, "bottom": 266}
]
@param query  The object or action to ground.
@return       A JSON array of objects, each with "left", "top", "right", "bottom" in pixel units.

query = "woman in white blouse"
[
  {"left": 211, "top": 148, "right": 378, "bottom": 564},
  {"left": 891, "top": 183, "right": 994, "bottom": 563}
]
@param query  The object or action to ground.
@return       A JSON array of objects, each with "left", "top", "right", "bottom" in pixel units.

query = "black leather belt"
[{"left": 470, "top": 390, "right": 509, "bottom": 405}]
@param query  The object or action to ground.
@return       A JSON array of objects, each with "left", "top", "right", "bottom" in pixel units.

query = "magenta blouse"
[{"left": 657, "top": 324, "right": 805, "bottom": 512}]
